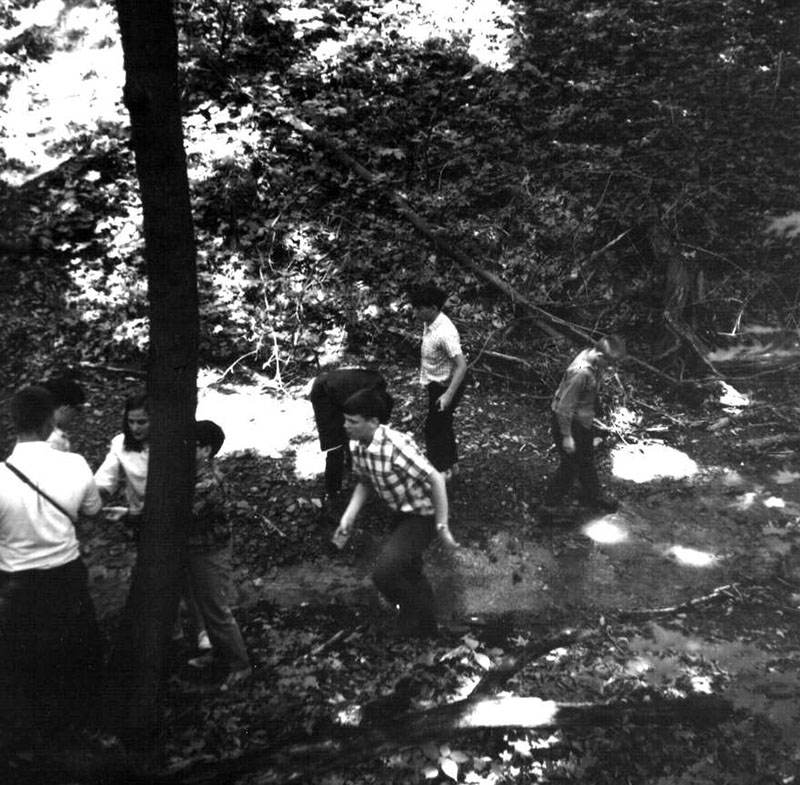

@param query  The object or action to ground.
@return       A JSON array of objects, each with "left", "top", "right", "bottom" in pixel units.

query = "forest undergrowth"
[{"left": 2, "top": 0, "right": 800, "bottom": 783}]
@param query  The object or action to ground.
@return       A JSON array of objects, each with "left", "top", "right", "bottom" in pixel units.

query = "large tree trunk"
[{"left": 115, "top": 0, "right": 199, "bottom": 745}]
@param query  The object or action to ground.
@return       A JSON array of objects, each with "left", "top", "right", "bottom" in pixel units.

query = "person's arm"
[
  {"left": 332, "top": 481, "right": 371, "bottom": 548},
  {"left": 94, "top": 444, "right": 121, "bottom": 502},
  {"left": 553, "top": 372, "right": 587, "bottom": 454},
  {"left": 429, "top": 468, "right": 457, "bottom": 549},
  {"left": 79, "top": 467, "right": 104, "bottom": 521},
  {"left": 436, "top": 353, "right": 468, "bottom": 412}
]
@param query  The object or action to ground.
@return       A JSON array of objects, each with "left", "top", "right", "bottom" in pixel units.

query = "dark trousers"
[
  {"left": 543, "top": 412, "right": 602, "bottom": 505},
  {"left": 372, "top": 514, "right": 437, "bottom": 632},
  {"left": 424, "top": 381, "right": 465, "bottom": 472},
  {"left": 323, "top": 443, "right": 352, "bottom": 498},
  {"left": 0, "top": 558, "right": 102, "bottom": 729},
  {"left": 310, "top": 378, "right": 359, "bottom": 497},
  {"left": 186, "top": 545, "right": 249, "bottom": 672}
]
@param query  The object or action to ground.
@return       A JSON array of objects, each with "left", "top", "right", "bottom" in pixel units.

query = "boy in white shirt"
[{"left": 0, "top": 385, "right": 103, "bottom": 729}]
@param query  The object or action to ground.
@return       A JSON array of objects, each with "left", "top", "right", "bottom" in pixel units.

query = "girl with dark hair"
[
  {"left": 94, "top": 392, "right": 150, "bottom": 522},
  {"left": 95, "top": 393, "right": 211, "bottom": 652},
  {"left": 332, "top": 387, "right": 456, "bottom": 637}
]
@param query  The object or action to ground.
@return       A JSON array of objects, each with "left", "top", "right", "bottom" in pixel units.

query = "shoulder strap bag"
[{"left": 4, "top": 461, "right": 76, "bottom": 524}]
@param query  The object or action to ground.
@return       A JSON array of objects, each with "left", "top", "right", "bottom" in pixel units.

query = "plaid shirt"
[
  {"left": 420, "top": 312, "right": 462, "bottom": 385},
  {"left": 351, "top": 425, "right": 435, "bottom": 516},
  {"left": 188, "top": 463, "right": 232, "bottom": 551}
]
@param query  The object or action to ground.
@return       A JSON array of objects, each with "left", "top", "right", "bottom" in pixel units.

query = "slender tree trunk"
[{"left": 115, "top": 0, "right": 199, "bottom": 745}]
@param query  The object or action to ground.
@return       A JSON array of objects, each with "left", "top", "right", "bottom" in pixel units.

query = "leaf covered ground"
[
  {"left": 2, "top": 0, "right": 800, "bottom": 783},
  {"left": 3, "top": 353, "right": 800, "bottom": 785}
]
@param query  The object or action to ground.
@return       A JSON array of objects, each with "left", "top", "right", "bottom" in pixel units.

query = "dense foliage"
[
  {"left": 2, "top": 3, "right": 800, "bottom": 783},
  {"left": 1, "top": 0, "right": 799, "bottom": 383}
]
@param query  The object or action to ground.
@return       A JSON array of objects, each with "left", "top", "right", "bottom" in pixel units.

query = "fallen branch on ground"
[
  {"left": 619, "top": 583, "right": 742, "bottom": 619},
  {"left": 142, "top": 693, "right": 732, "bottom": 784}
]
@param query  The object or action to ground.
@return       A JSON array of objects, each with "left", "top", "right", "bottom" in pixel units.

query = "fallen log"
[
  {"left": 739, "top": 432, "right": 800, "bottom": 450},
  {"left": 147, "top": 693, "right": 733, "bottom": 784}
]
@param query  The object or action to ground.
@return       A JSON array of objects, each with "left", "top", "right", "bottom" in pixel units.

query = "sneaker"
[
  {"left": 219, "top": 667, "right": 252, "bottom": 692},
  {"left": 188, "top": 652, "right": 215, "bottom": 670},
  {"left": 197, "top": 630, "right": 212, "bottom": 651}
]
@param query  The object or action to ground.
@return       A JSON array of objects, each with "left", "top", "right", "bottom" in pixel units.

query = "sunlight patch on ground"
[
  {"left": 196, "top": 386, "right": 315, "bottom": 461},
  {"left": 716, "top": 381, "right": 750, "bottom": 408},
  {"left": 612, "top": 442, "right": 698, "bottom": 483},
  {"left": 292, "top": 438, "right": 326, "bottom": 480},
  {"left": 582, "top": 519, "right": 628, "bottom": 544},
  {"left": 666, "top": 546, "right": 717, "bottom": 568},
  {"left": 734, "top": 491, "right": 757, "bottom": 510}
]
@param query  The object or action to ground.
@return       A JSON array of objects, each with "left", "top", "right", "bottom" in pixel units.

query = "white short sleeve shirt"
[
  {"left": 0, "top": 441, "right": 102, "bottom": 571},
  {"left": 420, "top": 312, "right": 463, "bottom": 385}
]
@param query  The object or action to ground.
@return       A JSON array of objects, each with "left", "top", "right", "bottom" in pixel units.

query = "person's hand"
[
  {"left": 436, "top": 525, "right": 458, "bottom": 551},
  {"left": 562, "top": 435, "right": 576, "bottom": 454},
  {"left": 436, "top": 391, "right": 452, "bottom": 412},
  {"left": 332, "top": 515, "right": 354, "bottom": 550},
  {"left": 331, "top": 523, "right": 351, "bottom": 550}
]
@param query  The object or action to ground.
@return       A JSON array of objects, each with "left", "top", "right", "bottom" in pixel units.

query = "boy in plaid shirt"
[
  {"left": 331, "top": 388, "right": 456, "bottom": 637},
  {"left": 410, "top": 285, "right": 468, "bottom": 478}
]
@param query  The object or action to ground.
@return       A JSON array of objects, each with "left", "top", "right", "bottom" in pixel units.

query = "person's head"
[
  {"left": 196, "top": 419, "right": 225, "bottom": 465},
  {"left": 409, "top": 284, "right": 447, "bottom": 325},
  {"left": 593, "top": 335, "right": 627, "bottom": 366},
  {"left": 41, "top": 376, "right": 86, "bottom": 430},
  {"left": 342, "top": 388, "right": 394, "bottom": 444},
  {"left": 122, "top": 392, "right": 150, "bottom": 451},
  {"left": 10, "top": 385, "right": 55, "bottom": 440}
]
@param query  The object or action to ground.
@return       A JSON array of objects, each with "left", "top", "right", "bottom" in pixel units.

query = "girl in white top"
[
  {"left": 94, "top": 391, "right": 150, "bottom": 521},
  {"left": 94, "top": 392, "right": 210, "bottom": 652}
]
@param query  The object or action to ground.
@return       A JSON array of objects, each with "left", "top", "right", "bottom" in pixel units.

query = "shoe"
[
  {"left": 197, "top": 630, "right": 212, "bottom": 651},
  {"left": 188, "top": 652, "right": 215, "bottom": 670},
  {"left": 219, "top": 667, "right": 252, "bottom": 691}
]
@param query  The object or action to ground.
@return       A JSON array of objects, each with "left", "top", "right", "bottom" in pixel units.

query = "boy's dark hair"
[
  {"left": 409, "top": 284, "right": 447, "bottom": 310},
  {"left": 196, "top": 420, "right": 225, "bottom": 457},
  {"left": 41, "top": 376, "right": 86, "bottom": 407},
  {"left": 10, "top": 385, "right": 55, "bottom": 434},
  {"left": 122, "top": 391, "right": 149, "bottom": 451},
  {"left": 342, "top": 388, "right": 394, "bottom": 424}
]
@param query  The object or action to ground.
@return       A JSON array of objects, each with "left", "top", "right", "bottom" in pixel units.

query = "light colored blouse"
[{"left": 94, "top": 433, "right": 149, "bottom": 515}]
